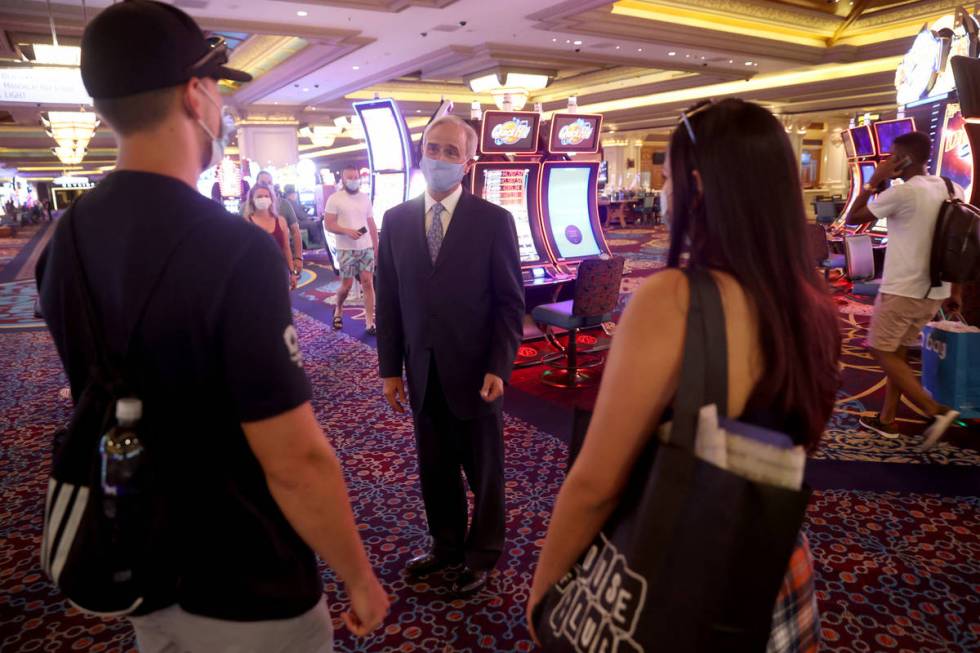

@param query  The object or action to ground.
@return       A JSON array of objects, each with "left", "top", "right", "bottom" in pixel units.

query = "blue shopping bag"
[{"left": 921, "top": 324, "right": 980, "bottom": 419}]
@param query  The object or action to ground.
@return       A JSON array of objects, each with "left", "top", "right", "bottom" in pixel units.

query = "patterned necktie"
[{"left": 426, "top": 202, "right": 445, "bottom": 264}]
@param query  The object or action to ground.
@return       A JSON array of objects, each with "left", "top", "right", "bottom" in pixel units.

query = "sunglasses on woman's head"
[{"left": 678, "top": 101, "right": 714, "bottom": 145}]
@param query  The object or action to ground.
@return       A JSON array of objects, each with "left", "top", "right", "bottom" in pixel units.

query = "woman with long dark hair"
[{"left": 527, "top": 99, "right": 841, "bottom": 651}]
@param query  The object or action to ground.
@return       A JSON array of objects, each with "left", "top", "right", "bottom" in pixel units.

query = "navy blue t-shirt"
[{"left": 37, "top": 171, "right": 321, "bottom": 620}]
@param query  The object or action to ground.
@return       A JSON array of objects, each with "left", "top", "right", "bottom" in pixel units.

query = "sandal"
[
  {"left": 366, "top": 324, "right": 377, "bottom": 336},
  {"left": 332, "top": 314, "right": 343, "bottom": 330}
]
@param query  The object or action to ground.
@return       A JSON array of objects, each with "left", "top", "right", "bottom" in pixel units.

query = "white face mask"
[
  {"left": 254, "top": 197, "right": 273, "bottom": 211},
  {"left": 196, "top": 87, "right": 235, "bottom": 170}
]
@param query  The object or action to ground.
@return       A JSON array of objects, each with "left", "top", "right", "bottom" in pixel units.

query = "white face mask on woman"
[{"left": 254, "top": 197, "right": 273, "bottom": 211}]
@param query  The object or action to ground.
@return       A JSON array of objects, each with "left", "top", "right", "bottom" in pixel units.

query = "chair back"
[
  {"left": 845, "top": 235, "right": 875, "bottom": 281},
  {"left": 573, "top": 256, "right": 625, "bottom": 317},
  {"left": 813, "top": 199, "right": 839, "bottom": 225},
  {"left": 805, "top": 223, "right": 830, "bottom": 264}
]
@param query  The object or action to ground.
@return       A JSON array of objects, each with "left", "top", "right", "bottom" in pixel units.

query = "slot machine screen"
[
  {"left": 359, "top": 105, "right": 407, "bottom": 171},
  {"left": 842, "top": 130, "right": 856, "bottom": 159},
  {"left": 548, "top": 113, "right": 602, "bottom": 153},
  {"left": 543, "top": 165, "right": 602, "bottom": 260},
  {"left": 936, "top": 103, "right": 973, "bottom": 200},
  {"left": 874, "top": 119, "right": 915, "bottom": 155},
  {"left": 850, "top": 126, "right": 875, "bottom": 157},
  {"left": 480, "top": 111, "right": 541, "bottom": 155},
  {"left": 860, "top": 163, "right": 876, "bottom": 186},
  {"left": 474, "top": 164, "right": 546, "bottom": 264},
  {"left": 371, "top": 172, "right": 406, "bottom": 228}
]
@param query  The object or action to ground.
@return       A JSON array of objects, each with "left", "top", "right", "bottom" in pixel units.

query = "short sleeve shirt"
[
  {"left": 36, "top": 171, "right": 320, "bottom": 621},
  {"left": 869, "top": 175, "right": 963, "bottom": 300},
  {"left": 325, "top": 190, "right": 373, "bottom": 250}
]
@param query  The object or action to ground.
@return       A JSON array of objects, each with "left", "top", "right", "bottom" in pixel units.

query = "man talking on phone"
[
  {"left": 325, "top": 166, "right": 378, "bottom": 334},
  {"left": 847, "top": 130, "right": 963, "bottom": 449}
]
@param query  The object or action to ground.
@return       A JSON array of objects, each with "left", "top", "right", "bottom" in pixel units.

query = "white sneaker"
[{"left": 920, "top": 409, "right": 960, "bottom": 451}]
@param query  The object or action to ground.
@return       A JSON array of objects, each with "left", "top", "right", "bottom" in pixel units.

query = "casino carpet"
[{"left": 1, "top": 224, "right": 979, "bottom": 652}]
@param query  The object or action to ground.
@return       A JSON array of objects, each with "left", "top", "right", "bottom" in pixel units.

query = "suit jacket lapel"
[{"left": 433, "top": 190, "right": 470, "bottom": 269}]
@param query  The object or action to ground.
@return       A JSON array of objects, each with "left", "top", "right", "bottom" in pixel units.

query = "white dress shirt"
[{"left": 424, "top": 185, "right": 462, "bottom": 237}]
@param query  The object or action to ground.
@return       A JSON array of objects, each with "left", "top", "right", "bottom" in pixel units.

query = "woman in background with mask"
[{"left": 244, "top": 183, "right": 298, "bottom": 288}]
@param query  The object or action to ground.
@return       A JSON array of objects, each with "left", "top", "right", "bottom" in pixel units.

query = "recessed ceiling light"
[
  {"left": 296, "top": 10, "right": 308, "bottom": 16},
  {"left": 615, "top": 45, "right": 621, "bottom": 50},
  {"left": 552, "top": 38, "right": 557, "bottom": 42},
  {"left": 303, "top": 87, "right": 309, "bottom": 91},
  {"left": 353, "top": 65, "right": 360, "bottom": 70},
  {"left": 700, "top": 56, "right": 706, "bottom": 60},
  {"left": 637, "top": 48, "right": 643, "bottom": 52},
  {"left": 667, "top": 51, "right": 676, "bottom": 56},
  {"left": 744, "top": 61, "right": 753, "bottom": 66},
  {"left": 573, "top": 40, "right": 583, "bottom": 45},
  {"left": 685, "top": 54, "right": 691, "bottom": 58},
  {"left": 728, "top": 59, "right": 734, "bottom": 63},
  {"left": 565, "top": 39, "right": 571, "bottom": 44}
]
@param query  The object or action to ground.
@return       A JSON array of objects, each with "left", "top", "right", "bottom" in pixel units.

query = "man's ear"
[{"left": 183, "top": 78, "right": 203, "bottom": 120}]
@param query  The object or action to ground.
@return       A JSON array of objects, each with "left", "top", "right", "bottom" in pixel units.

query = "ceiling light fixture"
[
  {"left": 353, "top": 65, "right": 360, "bottom": 70},
  {"left": 667, "top": 51, "right": 676, "bottom": 56},
  {"left": 573, "top": 40, "right": 583, "bottom": 45},
  {"left": 42, "top": 110, "right": 99, "bottom": 165},
  {"left": 300, "top": 124, "right": 342, "bottom": 148},
  {"left": 31, "top": 43, "right": 81, "bottom": 65},
  {"left": 466, "top": 68, "right": 554, "bottom": 111},
  {"left": 296, "top": 10, "right": 308, "bottom": 16},
  {"left": 637, "top": 48, "right": 643, "bottom": 52}
]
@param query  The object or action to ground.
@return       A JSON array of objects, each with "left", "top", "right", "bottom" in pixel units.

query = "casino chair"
[
  {"left": 844, "top": 234, "right": 881, "bottom": 296},
  {"left": 813, "top": 199, "right": 840, "bottom": 229},
  {"left": 532, "top": 256, "right": 625, "bottom": 388},
  {"left": 806, "top": 223, "right": 846, "bottom": 283}
]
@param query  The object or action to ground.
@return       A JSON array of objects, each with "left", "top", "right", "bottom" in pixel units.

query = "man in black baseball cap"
[{"left": 37, "top": 2, "right": 388, "bottom": 651}]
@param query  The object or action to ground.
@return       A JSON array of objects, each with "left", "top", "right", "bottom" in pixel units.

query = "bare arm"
[
  {"left": 243, "top": 402, "right": 388, "bottom": 633},
  {"left": 289, "top": 223, "right": 303, "bottom": 268},
  {"left": 528, "top": 271, "right": 688, "bottom": 615},
  {"left": 846, "top": 156, "right": 904, "bottom": 226},
  {"left": 367, "top": 216, "right": 379, "bottom": 254},
  {"left": 325, "top": 212, "right": 357, "bottom": 238}
]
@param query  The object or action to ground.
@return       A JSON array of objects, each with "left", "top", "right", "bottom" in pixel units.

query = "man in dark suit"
[{"left": 376, "top": 115, "right": 524, "bottom": 595}]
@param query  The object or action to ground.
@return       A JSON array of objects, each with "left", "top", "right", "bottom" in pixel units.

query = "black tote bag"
[{"left": 533, "top": 268, "right": 811, "bottom": 652}]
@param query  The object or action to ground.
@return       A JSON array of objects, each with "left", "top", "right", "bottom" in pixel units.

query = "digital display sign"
[
  {"left": 474, "top": 163, "right": 546, "bottom": 264},
  {"left": 372, "top": 172, "right": 406, "bottom": 229},
  {"left": 842, "top": 130, "right": 856, "bottom": 159},
  {"left": 936, "top": 102, "right": 973, "bottom": 201},
  {"left": 850, "top": 126, "right": 875, "bottom": 157},
  {"left": 542, "top": 164, "right": 602, "bottom": 260},
  {"left": 480, "top": 111, "right": 540, "bottom": 155},
  {"left": 548, "top": 113, "right": 602, "bottom": 153},
  {"left": 874, "top": 119, "right": 915, "bottom": 155},
  {"left": 904, "top": 98, "right": 946, "bottom": 174},
  {"left": 360, "top": 106, "right": 407, "bottom": 171}
]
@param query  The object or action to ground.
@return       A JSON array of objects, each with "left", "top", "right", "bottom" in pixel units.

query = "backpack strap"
[
  {"left": 941, "top": 176, "right": 956, "bottom": 201},
  {"left": 64, "top": 205, "right": 202, "bottom": 398}
]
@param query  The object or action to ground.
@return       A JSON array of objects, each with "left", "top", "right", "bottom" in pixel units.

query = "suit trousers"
[{"left": 412, "top": 361, "right": 506, "bottom": 572}]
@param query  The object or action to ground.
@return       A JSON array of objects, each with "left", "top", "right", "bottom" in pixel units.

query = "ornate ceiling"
[{"left": 0, "top": 0, "right": 966, "bottom": 174}]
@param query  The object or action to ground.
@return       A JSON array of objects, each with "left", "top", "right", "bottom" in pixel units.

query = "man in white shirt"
[
  {"left": 324, "top": 167, "right": 379, "bottom": 334},
  {"left": 847, "top": 131, "right": 961, "bottom": 449}
]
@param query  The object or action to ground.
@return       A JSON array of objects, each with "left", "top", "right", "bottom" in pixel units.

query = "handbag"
[
  {"left": 40, "top": 205, "right": 194, "bottom": 616},
  {"left": 533, "top": 267, "right": 812, "bottom": 652}
]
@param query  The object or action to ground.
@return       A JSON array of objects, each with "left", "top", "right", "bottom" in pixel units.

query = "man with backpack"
[
  {"left": 36, "top": 2, "right": 388, "bottom": 650},
  {"left": 847, "top": 130, "right": 962, "bottom": 449}
]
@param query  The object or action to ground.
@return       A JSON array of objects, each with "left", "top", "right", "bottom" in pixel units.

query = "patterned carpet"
[{"left": 1, "top": 223, "right": 978, "bottom": 652}]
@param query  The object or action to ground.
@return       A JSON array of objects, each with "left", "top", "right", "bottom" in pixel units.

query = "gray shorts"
[{"left": 128, "top": 597, "right": 333, "bottom": 653}]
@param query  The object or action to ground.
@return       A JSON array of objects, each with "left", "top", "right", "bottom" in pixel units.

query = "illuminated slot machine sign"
[
  {"left": 547, "top": 113, "right": 603, "bottom": 154},
  {"left": 353, "top": 98, "right": 412, "bottom": 227},
  {"left": 471, "top": 162, "right": 549, "bottom": 266},
  {"left": 539, "top": 161, "right": 609, "bottom": 263},
  {"left": 850, "top": 125, "right": 875, "bottom": 158},
  {"left": 935, "top": 102, "right": 973, "bottom": 199},
  {"left": 480, "top": 111, "right": 541, "bottom": 155}
]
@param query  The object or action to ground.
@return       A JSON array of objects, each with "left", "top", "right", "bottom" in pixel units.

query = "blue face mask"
[{"left": 420, "top": 156, "right": 466, "bottom": 193}]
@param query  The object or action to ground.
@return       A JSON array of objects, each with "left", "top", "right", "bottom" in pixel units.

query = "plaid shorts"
[
  {"left": 336, "top": 248, "right": 374, "bottom": 279},
  {"left": 768, "top": 532, "right": 819, "bottom": 653}
]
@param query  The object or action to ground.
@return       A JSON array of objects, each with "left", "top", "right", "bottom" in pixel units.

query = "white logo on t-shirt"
[{"left": 283, "top": 325, "right": 303, "bottom": 367}]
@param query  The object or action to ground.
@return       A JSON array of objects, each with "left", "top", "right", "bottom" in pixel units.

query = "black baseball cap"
[{"left": 81, "top": 0, "right": 252, "bottom": 99}]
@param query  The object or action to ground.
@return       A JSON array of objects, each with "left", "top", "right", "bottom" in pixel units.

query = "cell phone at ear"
[{"left": 893, "top": 155, "right": 912, "bottom": 172}]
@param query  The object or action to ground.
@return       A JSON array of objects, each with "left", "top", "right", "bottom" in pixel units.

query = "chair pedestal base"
[{"left": 541, "top": 367, "right": 598, "bottom": 388}]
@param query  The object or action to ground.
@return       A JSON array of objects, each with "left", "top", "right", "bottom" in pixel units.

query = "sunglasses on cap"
[{"left": 188, "top": 36, "right": 231, "bottom": 77}]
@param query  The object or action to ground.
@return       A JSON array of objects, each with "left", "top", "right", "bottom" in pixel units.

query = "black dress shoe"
[
  {"left": 451, "top": 567, "right": 489, "bottom": 596},
  {"left": 405, "top": 553, "right": 455, "bottom": 578}
]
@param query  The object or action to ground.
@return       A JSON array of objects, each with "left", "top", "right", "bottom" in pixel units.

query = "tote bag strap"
[{"left": 670, "top": 267, "right": 729, "bottom": 449}]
